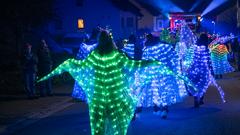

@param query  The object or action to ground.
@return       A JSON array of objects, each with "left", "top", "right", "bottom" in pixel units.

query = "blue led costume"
[
  {"left": 186, "top": 45, "right": 225, "bottom": 102},
  {"left": 72, "top": 42, "right": 97, "bottom": 101},
  {"left": 122, "top": 43, "right": 192, "bottom": 107}
]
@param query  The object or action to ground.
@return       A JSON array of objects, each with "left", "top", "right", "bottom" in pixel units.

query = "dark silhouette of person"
[
  {"left": 37, "top": 39, "right": 53, "bottom": 96},
  {"left": 22, "top": 42, "right": 38, "bottom": 99}
]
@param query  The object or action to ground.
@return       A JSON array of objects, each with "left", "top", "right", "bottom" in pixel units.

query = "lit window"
[{"left": 78, "top": 19, "right": 84, "bottom": 29}]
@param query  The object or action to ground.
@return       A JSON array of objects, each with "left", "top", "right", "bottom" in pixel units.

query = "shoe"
[
  {"left": 194, "top": 98, "right": 200, "bottom": 108},
  {"left": 160, "top": 110, "right": 168, "bottom": 119}
]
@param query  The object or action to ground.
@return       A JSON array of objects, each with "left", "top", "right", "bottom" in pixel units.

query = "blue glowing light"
[
  {"left": 122, "top": 42, "right": 197, "bottom": 107},
  {"left": 38, "top": 49, "right": 192, "bottom": 134},
  {"left": 175, "top": 21, "right": 196, "bottom": 71},
  {"left": 209, "top": 43, "right": 235, "bottom": 75},
  {"left": 72, "top": 43, "right": 97, "bottom": 101},
  {"left": 186, "top": 45, "right": 225, "bottom": 102},
  {"left": 201, "top": 0, "right": 228, "bottom": 16}
]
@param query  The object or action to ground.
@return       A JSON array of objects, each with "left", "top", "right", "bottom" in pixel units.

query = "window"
[
  {"left": 78, "top": 19, "right": 84, "bottom": 29},
  {"left": 55, "top": 19, "right": 62, "bottom": 30},
  {"left": 126, "top": 17, "right": 134, "bottom": 28},
  {"left": 76, "top": 0, "right": 83, "bottom": 7}
]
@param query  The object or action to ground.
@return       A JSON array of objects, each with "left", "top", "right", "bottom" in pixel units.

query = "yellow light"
[
  {"left": 198, "top": 16, "right": 201, "bottom": 20},
  {"left": 78, "top": 19, "right": 84, "bottom": 29}
]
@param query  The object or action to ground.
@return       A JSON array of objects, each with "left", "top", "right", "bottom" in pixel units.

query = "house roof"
[{"left": 110, "top": 0, "right": 143, "bottom": 17}]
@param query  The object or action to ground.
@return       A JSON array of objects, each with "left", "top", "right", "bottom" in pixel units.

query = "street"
[{"left": 2, "top": 73, "right": 240, "bottom": 135}]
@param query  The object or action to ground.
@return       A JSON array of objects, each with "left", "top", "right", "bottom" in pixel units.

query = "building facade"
[{"left": 47, "top": 0, "right": 141, "bottom": 39}]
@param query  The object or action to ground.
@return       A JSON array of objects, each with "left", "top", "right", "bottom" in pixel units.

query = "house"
[
  {"left": 130, "top": 0, "right": 169, "bottom": 32},
  {"left": 214, "top": 0, "right": 239, "bottom": 34},
  {"left": 47, "top": 0, "right": 142, "bottom": 40}
]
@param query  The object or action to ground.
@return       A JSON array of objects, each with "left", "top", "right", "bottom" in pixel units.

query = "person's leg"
[
  {"left": 46, "top": 78, "right": 53, "bottom": 96},
  {"left": 110, "top": 100, "right": 135, "bottom": 135},
  {"left": 199, "top": 94, "right": 204, "bottom": 105},
  {"left": 160, "top": 105, "right": 169, "bottom": 119},
  {"left": 219, "top": 74, "right": 223, "bottom": 79},
  {"left": 29, "top": 73, "right": 37, "bottom": 98},
  {"left": 39, "top": 81, "right": 46, "bottom": 97},
  {"left": 89, "top": 105, "right": 105, "bottom": 135},
  {"left": 24, "top": 72, "right": 31, "bottom": 98},
  {"left": 153, "top": 104, "right": 160, "bottom": 114},
  {"left": 194, "top": 96, "right": 200, "bottom": 108}
]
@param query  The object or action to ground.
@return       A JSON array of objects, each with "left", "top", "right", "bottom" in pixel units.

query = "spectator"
[
  {"left": 231, "top": 38, "right": 240, "bottom": 71},
  {"left": 38, "top": 39, "right": 53, "bottom": 97},
  {"left": 22, "top": 42, "right": 38, "bottom": 99}
]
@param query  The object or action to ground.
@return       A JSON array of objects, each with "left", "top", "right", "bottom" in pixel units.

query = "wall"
[
  {"left": 130, "top": 0, "right": 154, "bottom": 31},
  {"left": 49, "top": 0, "right": 122, "bottom": 38},
  {"left": 216, "top": 5, "right": 237, "bottom": 34},
  {"left": 119, "top": 11, "right": 137, "bottom": 38}
]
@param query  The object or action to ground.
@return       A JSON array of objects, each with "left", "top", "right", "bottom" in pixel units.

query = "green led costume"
[{"left": 38, "top": 32, "right": 196, "bottom": 135}]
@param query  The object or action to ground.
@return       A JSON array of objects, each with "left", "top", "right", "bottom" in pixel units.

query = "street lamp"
[{"left": 212, "top": 21, "right": 216, "bottom": 34}]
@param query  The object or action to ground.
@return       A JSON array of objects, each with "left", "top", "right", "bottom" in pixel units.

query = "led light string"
[{"left": 72, "top": 43, "right": 97, "bottom": 101}]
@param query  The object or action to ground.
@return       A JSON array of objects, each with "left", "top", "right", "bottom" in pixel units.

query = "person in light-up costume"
[
  {"left": 209, "top": 37, "right": 235, "bottom": 79},
  {"left": 186, "top": 33, "right": 225, "bottom": 107},
  {"left": 140, "top": 34, "right": 189, "bottom": 118},
  {"left": 72, "top": 42, "right": 97, "bottom": 101},
  {"left": 122, "top": 33, "right": 192, "bottom": 119},
  {"left": 175, "top": 21, "right": 197, "bottom": 72},
  {"left": 72, "top": 28, "right": 100, "bottom": 101},
  {"left": 38, "top": 30, "right": 193, "bottom": 135}
]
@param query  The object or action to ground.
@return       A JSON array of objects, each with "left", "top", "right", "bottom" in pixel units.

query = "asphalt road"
[{"left": 6, "top": 74, "right": 240, "bottom": 135}]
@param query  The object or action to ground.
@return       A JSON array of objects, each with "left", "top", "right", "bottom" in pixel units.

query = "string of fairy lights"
[
  {"left": 37, "top": 23, "right": 232, "bottom": 134},
  {"left": 185, "top": 45, "right": 225, "bottom": 102},
  {"left": 122, "top": 42, "right": 199, "bottom": 107},
  {"left": 39, "top": 49, "right": 195, "bottom": 135},
  {"left": 175, "top": 21, "right": 197, "bottom": 71},
  {"left": 72, "top": 43, "right": 97, "bottom": 101},
  {"left": 208, "top": 35, "right": 235, "bottom": 75}
]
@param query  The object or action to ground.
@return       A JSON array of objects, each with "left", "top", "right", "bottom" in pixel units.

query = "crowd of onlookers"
[{"left": 21, "top": 39, "right": 53, "bottom": 99}]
